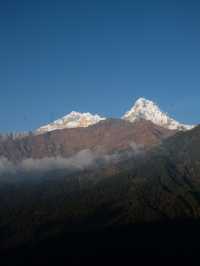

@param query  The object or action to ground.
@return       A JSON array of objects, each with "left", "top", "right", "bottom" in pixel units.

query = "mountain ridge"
[
  {"left": 36, "top": 98, "right": 194, "bottom": 133},
  {"left": 0, "top": 119, "right": 175, "bottom": 163}
]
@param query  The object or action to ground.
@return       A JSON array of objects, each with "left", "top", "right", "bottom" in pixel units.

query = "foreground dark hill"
[
  {"left": 0, "top": 119, "right": 175, "bottom": 162},
  {"left": 125, "top": 124, "right": 200, "bottom": 222}
]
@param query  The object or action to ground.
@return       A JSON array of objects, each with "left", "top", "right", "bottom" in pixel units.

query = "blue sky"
[{"left": 0, "top": 0, "right": 200, "bottom": 132}]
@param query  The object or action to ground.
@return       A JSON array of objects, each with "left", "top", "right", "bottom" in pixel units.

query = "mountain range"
[
  {"left": 0, "top": 97, "right": 200, "bottom": 259},
  {"left": 0, "top": 97, "right": 191, "bottom": 163},
  {"left": 36, "top": 98, "right": 194, "bottom": 133},
  {"left": 1, "top": 97, "right": 189, "bottom": 163}
]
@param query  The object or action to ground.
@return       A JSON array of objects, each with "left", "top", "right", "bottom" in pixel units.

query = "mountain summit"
[
  {"left": 122, "top": 98, "right": 194, "bottom": 131},
  {"left": 37, "top": 111, "right": 106, "bottom": 133},
  {"left": 36, "top": 98, "right": 194, "bottom": 133}
]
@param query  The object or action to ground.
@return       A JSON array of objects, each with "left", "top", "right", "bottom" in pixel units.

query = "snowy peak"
[
  {"left": 36, "top": 97, "right": 195, "bottom": 134},
  {"left": 36, "top": 111, "right": 106, "bottom": 133},
  {"left": 122, "top": 98, "right": 194, "bottom": 131}
]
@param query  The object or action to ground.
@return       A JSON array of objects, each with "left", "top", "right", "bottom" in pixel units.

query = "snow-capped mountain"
[
  {"left": 122, "top": 98, "right": 194, "bottom": 131},
  {"left": 36, "top": 98, "right": 194, "bottom": 134},
  {"left": 37, "top": 111, "right": 106, "bottom": 133}
]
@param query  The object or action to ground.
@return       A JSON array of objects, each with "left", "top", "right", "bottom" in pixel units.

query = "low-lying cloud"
[
  {"left": 129, "top": 142, "right": 144, "bottom": 155},
  {"left": 0, "top": 149, "right": 97, "bottom": 176},
  {"left": 0, "top": 144, "right": 145, "bottom": 180}
]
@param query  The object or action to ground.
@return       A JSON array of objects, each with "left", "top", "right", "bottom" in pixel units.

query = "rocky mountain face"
[{"left": 0, "top": 119, "right": 175, "bottom": 163}]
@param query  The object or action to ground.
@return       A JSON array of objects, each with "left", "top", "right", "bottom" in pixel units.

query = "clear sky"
[{"left": 0, "top": 0, "right": 200, "bottom": 132}]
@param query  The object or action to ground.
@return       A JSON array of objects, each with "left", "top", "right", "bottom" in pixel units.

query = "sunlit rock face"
[{"left": 0, "top": 119, "right": 175, "bottom": 163}]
